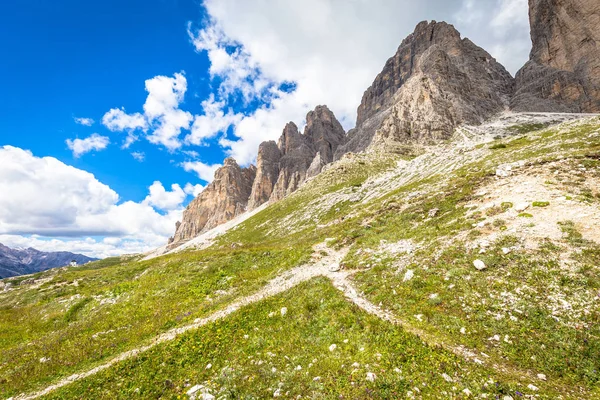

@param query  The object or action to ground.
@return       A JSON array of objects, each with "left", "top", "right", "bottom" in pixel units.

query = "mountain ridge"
[
  {"left": 0, "top": 243, "right": 97, "bottom": 279},
  {"left": 173, "top": 3, "right": 600, "bottom": 246}
]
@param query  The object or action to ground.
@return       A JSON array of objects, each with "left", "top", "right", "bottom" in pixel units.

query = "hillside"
[
  {"left": 1, "top": 114, "right": 599, "bottom": 399},
  {"left": 2, "top": 0, "right": 600, "bottom": 398},
  {"left": 0, "top": 244, "right": 97, "bottom": 279}
]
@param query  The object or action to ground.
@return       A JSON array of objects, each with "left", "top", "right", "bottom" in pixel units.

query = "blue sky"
[
  {"left": 0, "top": 0, "right": 531, "bottom": 257},
  {"left": 0, "top": 0, "right": 219, "bottom": 202}
]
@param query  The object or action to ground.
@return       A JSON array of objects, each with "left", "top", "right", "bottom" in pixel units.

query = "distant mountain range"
[{"left": 0, "top": 243, "right": 98, "bottom": 278}]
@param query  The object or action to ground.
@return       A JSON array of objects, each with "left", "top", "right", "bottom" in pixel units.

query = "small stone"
[
  {"left": 187, "top": 385, "right": 204, "bottom": 396},
  {"left": 428, "top": 208, "right": 439, "bottom": 218},
  {"left": 403, "top": 269, "right": 414, "bottom": 282},
  {"left": 313, "top": 376, "right": 321, "bottom": 381},
  {"left": 295, "top": 365, "right": 302, "bottom": 371},
  {"left": 496, "top": 168, "right": 511, "bottom": 178},
  {"left": 280, "top": 307, "right": 287, "bottom": 317},
  {"left": 273, "top": 389, "right": 281, "bottom": 397},
  {"left": 462, "top": 388, "right": 472, "bottom": 396},
  {"left": 329, "top": 344, "right": 337, "bottom": 352},
  {"left": 527, "top": 384, "right": 539, "bottom": 391},
  {"left": 352, "top": 362, "right": 360, "bottom": 368},
  {"left": 206, "top": 363, "right": 212, "bottom": 370},
  {"left": 460, "top": 327, "right": 466, "bottom": 334},
  {"left": 366, "top": 372, "right": 376, "bottom": 382},
  {"left": 473, "top": 259, "right": 487, "bottom": 271},
  {"left": 515, "top": 202, "right": 530, "bottom": 212},
  {"left": 502, "top": 247, "right": 511, "bottom": 254},
  {"left": 537, "top": 373, "right": 547, "bottom": 381},
  {"left": 441, "top": 373, "right": 453, "bottom": 382}
]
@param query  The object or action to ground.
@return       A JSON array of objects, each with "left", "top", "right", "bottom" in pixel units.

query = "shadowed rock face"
[
  {"left": 304, "top": 105, "right": 346, "bottom": 168},
  {"left": 269, "top": 106, "right": 346, "bottom": 201},
  {"left": 170, "top": 158, "right": 256, "bottom": 245},
  {"left": 335, "top": 21, "right": 514, "bottom": 159},
  {"left": 512, "top": 0, "right": 600, "bottom": 112},
  {"left": 247, "top": 141, "right": 281, "bottom": 210},
  {"left": 269, "top": 122, "right": 316, "bottom": 202}
]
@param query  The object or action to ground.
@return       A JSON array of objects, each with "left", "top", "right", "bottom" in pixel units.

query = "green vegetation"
[
  {"left": 518, "top": 212, "right": 534, "bottom": 218},
  {"left": 508, "top": 122, "right": 549, "bottom": 134},
  {"left": 2, "top": 117, "right": 600, "bottom": 399},
  {"left": 0, "top": 248, "right": 310, "bottom": 397},
  {"left": 44, "top": 280, "right": 550, "bottom": 399},
  {"left": 532, "top": 201, "right": 550, "bottom": 207}
]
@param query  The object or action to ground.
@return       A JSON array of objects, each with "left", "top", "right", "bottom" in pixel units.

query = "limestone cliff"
[
  {"left": 335, "top": 21, "right": 514, "bottom": 158},
  {"left": 269, "top": 106, "right": 345, "bottom": 201},
  {"left": 170, "top": 158, "right": 256, "bottom": 244},
  {"left": 512, "top": 0, "right": 600, "bottom": 112},
  {"left": 247, "top": 141, "right": 281, "bottom": 210}
]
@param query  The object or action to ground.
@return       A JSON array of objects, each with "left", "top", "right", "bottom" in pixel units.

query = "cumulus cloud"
[
  {"left": 101, "top": 73, "right": 193, "bottom": 151},
  {"left": 186, "top": 94, "right": 242, "bottom": 146},
  {"left": 131, "top": 151, "right": 145, "bottom": 162},
  {"left": 184, "top": 182, "right": 205, "bottom": 197},
  {"left": 102, "top": 108, "right": 147, "bottom": 132},
  {"left": 454, "top": 0, "right": 530, "bottom": 74},
  {"left": 143, "top": 181, "right": 187, "bottom": 211},
  {"left": 65, "top": 133, "right": 110, "bottom": 157},
  {"left": 181, "top": 160, "right": 221, "bottom": 182},
  {"left": 74, "top": 117, "right": 94, "bottom": 126},
  {"left": 0, "top": 146, "right": 187, "bottom": 257}
]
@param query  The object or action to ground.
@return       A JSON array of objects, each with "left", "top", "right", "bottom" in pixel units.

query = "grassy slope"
[
  {"left": 1, "top": 117, "right": 599, "bottom": 399},
  {"left": 45, "top": 279, "right": 545, "bottom": 399}
]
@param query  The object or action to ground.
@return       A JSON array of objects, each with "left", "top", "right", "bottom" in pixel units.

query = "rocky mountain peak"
[
  {"left": 277, "top": 122, "right": 303, "bottom": 155},
  {"left": 336, "top": 20, "right": 514, "bottom": 159},
  {"left": 304, "top": 105, "right": 346, "bottom": 166},
  {"left": 511, "top": 0, "right": 600, "bottom": 112}
]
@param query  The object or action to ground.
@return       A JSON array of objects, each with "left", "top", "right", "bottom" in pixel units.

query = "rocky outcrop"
[
  {"left": 247, "top": 141, "right": 281, "bottom": 210},
  {"left": 172, "top": 106, "right": 345, "bottom": 244},
  {"left": 269, "top": 122, "right": 316, "bottom": 202},
  {"left": 269, "top": 106, "right": 346, "bottom": 201},
  {"left": 335, "top": 21, "right": 514, "bottom": 158},
  {"left": 304, "top": 105, "right": 346, "bottom": 166},
  {"left": 512, "top": 0, "right": 600, "bottom": 112},
  {"left": 170, "top": 158, "right": 256, "bottom": 244}
]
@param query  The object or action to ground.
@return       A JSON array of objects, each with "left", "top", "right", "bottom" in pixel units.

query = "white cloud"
[
  {"left": 454, "top": 0, "right": 530, "bottom": 74},
  {"left": 65, "top": 133, "right": 110, "bottom": 157},
  {"left": 182, "top": 150, "right": 199, "bottom": 159},
  {"left": 74, "top": 117, "right": 94, "bottom": 126},
  {"left": 0, "top": 146, "right": 185, "bottom": 257},
  {"left": 131, "top": 151, "right": 145, "bottom": 162},
  {"left": 102, "top": 73, "right": 193, "bottom": 151},
  {"left": 181, "top": 160, "right": 221, "bottom": 182},
  {"left": 186, "top": 94, "right": 242, "bottom": 146},
  {"left": 184, "top": 182, "right": 205, "bottom": 197},
  {"left": 102, "top": 108, "right": 147, "bottom": 132},
  {"left": 102, "top": 108, "right": 147, "bottom": 148},
  {"left": 0, "top": 235, "right": 155, "bottom": 259},
  {"left": 143, "top": 181, "right": 187, "bottom": 211}
]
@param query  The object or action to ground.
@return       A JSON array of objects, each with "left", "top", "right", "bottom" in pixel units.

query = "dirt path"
[
  {"left": 11, "top": 244, "right": 348, "bottom": 400},
  {"left": 11, "top": 242, "right": 568, "bottom": 399}
]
